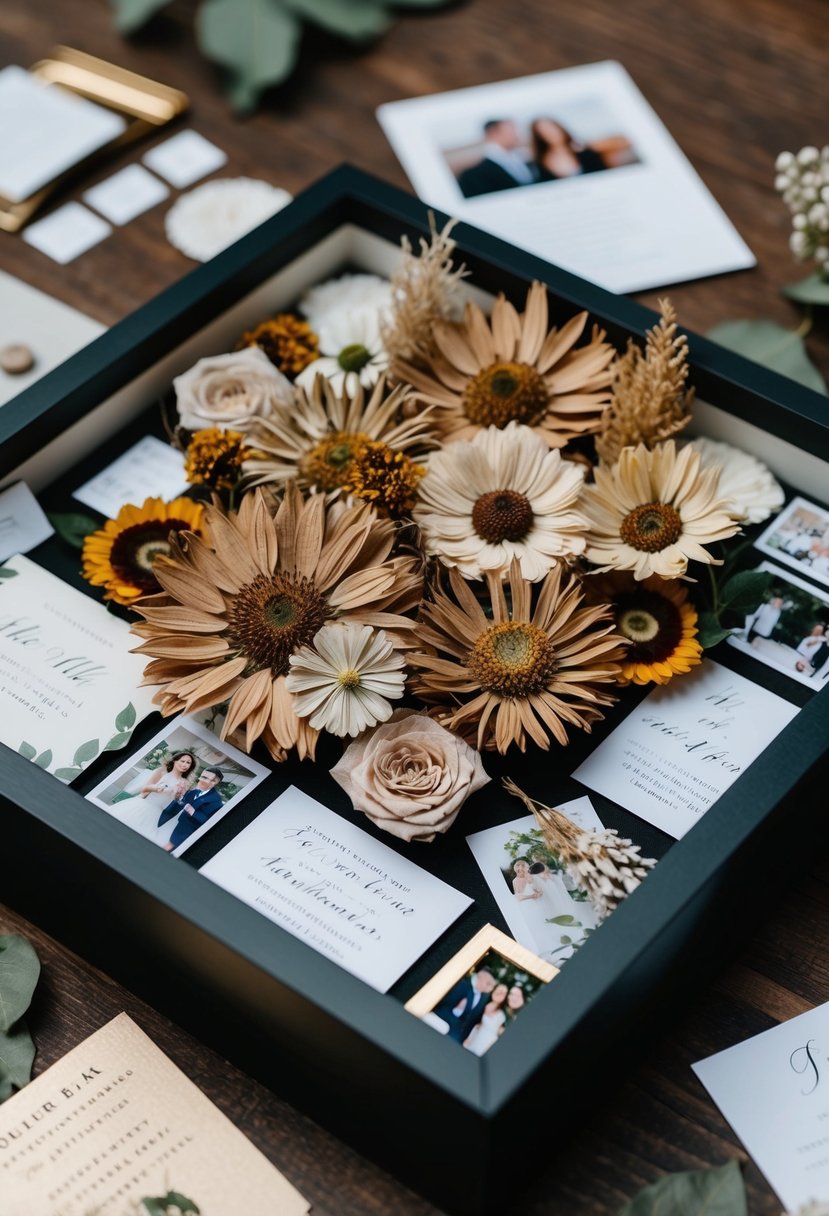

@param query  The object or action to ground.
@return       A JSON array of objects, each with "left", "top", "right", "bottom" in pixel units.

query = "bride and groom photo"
[
  {"left": 424, "top": 948, "right": 547, "bottom": 1057},
  {"left": 87, "top": 715, "right": 269, "bottom": 855}
]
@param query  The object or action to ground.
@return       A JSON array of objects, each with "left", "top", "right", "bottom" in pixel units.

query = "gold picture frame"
[{"left": 405, "top": 923, "right": 558, "bottom": 1045}]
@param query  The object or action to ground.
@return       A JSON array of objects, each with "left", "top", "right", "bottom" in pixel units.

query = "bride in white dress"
[
  {"left": 512, "top": 857, "right": 597, "bottom": 961},
  {"left": 464, "top": 984, "right": 508, "bottom": 1056},
  {"left": 112, "top": 750, "right": 196, "bottom": 846}
]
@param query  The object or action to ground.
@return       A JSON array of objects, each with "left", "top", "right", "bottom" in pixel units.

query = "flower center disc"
[
  {"left": 301, "top": 430, "right": 371, "bottom": 491},
  {"left": 619, "top": 502, "right": 682, "bottom": 553},
  {"left": 471, "top": 489, "right": 534, "bottom": 543},
  {"left": 616, "top": 590, "right": 683, "bottom": 662},
  {"left": 462, "top": 361, "right": 549, "bottom": 428},
  {"left": 229, "top": 572, "right": 329, "bottom": 675},
  {"left": 337, "top": 343, "right": 372, "bottom": 373},
  {"left": 109, "top": 520, "right": 191, "bottom": 593},
  {"left": 467, "top": 621, "right": 557, "bottom": 697}
]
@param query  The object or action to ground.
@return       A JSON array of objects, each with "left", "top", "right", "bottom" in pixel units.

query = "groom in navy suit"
[
  {"left": 433, "top": 967, "right": 496, "bottom": 1044},
  {"left": 158, "top": 766, "right": 224, "bottom": 851}
]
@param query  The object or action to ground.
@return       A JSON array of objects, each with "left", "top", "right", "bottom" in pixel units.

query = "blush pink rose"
[{"left": 331, "top": 709, "right": 490, "bottom": 843}]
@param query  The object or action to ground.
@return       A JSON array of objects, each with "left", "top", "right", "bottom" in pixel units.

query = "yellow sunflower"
[
  {"left": 588, "top": 572, "right": 702, "bottom": 685},
  {"left": 81, "top": 496, "right": 203, "bottom": 607},
  {"left": 392, "top": 281, "right": 616, "bottom": 448}
]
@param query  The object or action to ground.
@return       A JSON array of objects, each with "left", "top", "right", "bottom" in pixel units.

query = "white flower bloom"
[
  {"left": 286, "top": 623, "right": 406, "bottom": 737},
  {"left": 165, "top": 178, "right": 292, "bottom": 262},
  {"left": 775, "top": 150, "right": 795, "bottom": 171},
  {"left": 294, "top": 308, "right": 389, "bottom": 395},
  {"left": 798, "top": 146, "right": 820, "bottom": 164},
  {"left": 299, "top": 273, "right": 392, "bottom": 330},
  {"left": 684, "top": 437, "right": 784, "bottom": 525},
  {"left": 413, "top": 421, "right": 587, "bottom": 582},
  {"left": 174, "top": 347, "right": 293, "bottom": 432}
]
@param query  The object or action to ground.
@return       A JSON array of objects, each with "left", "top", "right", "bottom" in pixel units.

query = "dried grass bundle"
[{"left": 382, "top": 214, "right": 467, "bottom": 367}]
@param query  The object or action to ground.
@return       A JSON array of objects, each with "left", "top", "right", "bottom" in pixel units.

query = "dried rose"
[
  {"left": 173, "top": 347, "right": 293, "bottom": 432},
  {"left": 330, "top": 709, "right": 490, "bottom": 843}
]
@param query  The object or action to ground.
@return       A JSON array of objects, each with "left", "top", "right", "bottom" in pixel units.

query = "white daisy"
[
  {"left": 286, "top": 623, "right": 406, "bottom": 738},
  {"left": 684, "top": 436, "right": 784, "bottom": 525},
  {"left": 413, "top": 421, "right": 588, "bottom": 582},
  {"left": 299, "top": 273, "right": 392, "bottom": 330},
  {"left": 295, "top": 308, "right": 389, "bottom": 396}
]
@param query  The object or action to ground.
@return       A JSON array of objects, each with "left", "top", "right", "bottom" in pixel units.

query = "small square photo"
[
  {"left": 754, "top": 496, "right": 829, "bottom": 589},
  {"left": 405, "top": 925, "right": 557, "bottom": 1057},
  {"left": 87, "top": 715, "right": 270, "bottom": 855},
  {"left": 727, "top": 562, "right": 829, "bottom": 687}
]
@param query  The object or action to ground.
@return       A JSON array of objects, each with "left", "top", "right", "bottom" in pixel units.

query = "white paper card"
[
  {"left": 200, "top": 787, "right": 473, "bottom": 992},
  {"left": 693, "top": 1001, "right": 829, "bottom": 1210},
  {"left": 74, "top": 436, "right": 189, "bottom": 517},
  {"left": 467, "top": 797, "right": 604, "bottom": 966},
  {"left": 23, "top": 202, "right": 111, "bottom": 265},
  {"left": 0, "top": 482, "right": 54, "bottom": 560},
  {"left": 83, "top": 163, "right": 169, "bottom": 224},
  {"left": 573, "top": 660, "right": 798, "bottom": 838},
  {"left": 0, "top": 556, "right": 155, "bottom": 781},
  {"left": 0, "top": 66, "right": 126, "bottom": 204},
  {"left": 143, "top": 129, "right": 228, "bottom": 188},
  {"left": 378, "top": 61, "right": 755, "bottom": 294}
]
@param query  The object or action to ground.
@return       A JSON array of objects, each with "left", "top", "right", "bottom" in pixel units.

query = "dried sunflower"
[
  {"left": 393, "top": 281, "right": 615, "bottom": 448},
  {"left": 131, "top": 485, "right": 422, "bottom": 761},
  {"left": 409, "top": 559, "right": 624, "bottom": 754},
  {"left": 82, "top": 496, "right": 203, "bottom": 607},
  {"left": 587, "top": 572, "right": 702, "bottom": 685}
]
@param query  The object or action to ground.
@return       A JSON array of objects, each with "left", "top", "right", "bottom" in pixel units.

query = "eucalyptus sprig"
[
  {"left": 695, "top": 541, "right": 775, "bottom": 650},
  {"left": 139, "top": 1193, "right": 200, "bottom": 1216},
  {"left": 619, "top": 1159, "right": 746, "bottom": 1215},
  {"left": 0, "top": 934, "right": 41, "bottom": 1102}
]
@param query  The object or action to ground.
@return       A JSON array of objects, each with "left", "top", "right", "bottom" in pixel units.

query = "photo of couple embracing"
[{"left": 430, "top": 952, "right": 544, "bottom": 1057}]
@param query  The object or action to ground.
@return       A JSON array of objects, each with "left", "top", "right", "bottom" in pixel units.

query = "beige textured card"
[{"left": 0, "top": 1013, "right": 309, "bottom": 1216}]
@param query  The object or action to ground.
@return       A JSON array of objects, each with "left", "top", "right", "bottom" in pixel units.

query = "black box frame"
[{"left": 2, "top": 166, "right": 828, "bottom": 1215}]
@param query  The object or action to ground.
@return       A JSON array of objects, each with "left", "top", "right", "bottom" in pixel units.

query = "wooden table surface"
[{"left": 1, "top": 1, "right": 828, "bottom": 1212}]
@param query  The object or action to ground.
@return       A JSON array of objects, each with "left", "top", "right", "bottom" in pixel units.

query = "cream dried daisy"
[
  {"left": 299, "top": 273, "right": 392, "bottom": 330},
  {"left": 286, "top": 622, "right": 406, "bottom": 736},
  {"left": 242, "top": 374, "right": 434, "bottom": 494},
  {"left": 581, "top": 440, "right": 741, "bottom": 580},
  {"left": 131, "top": 485, "right": 422, "bottom": 762},
  {"left": 683, "top": 436, "right": 784, "bottom": 525},
  {"left": 410, "top": 559, "right": 624, "bottom": 754},
  {"left": 393, "top": 281, "right": 615, "bottom": 448},
  {"left": 413, "top": 421, "right": 587, "bottom": 581},
  {"left": 296, "top": 309, "right": 389, "bottom": 395}
]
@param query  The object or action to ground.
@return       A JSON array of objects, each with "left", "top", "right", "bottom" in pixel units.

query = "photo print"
[
  {"left": 727, "top": 562, "right": 829, "bottom": 688},
  {"left": 405, "top": 925, "right": 557, "bottom": 1057},
  {"left": 87, "top": 715, "right": 270, "bottom": 855},
  {"left": 754, "top": 496, "right": 829, "bottom": 589},
  {"left": 467, "top": 797, "right": 604, "bottom": 966}
]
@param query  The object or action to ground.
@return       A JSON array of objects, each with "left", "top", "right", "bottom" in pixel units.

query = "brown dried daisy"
[
  {"left": 409, "top": 559, "right": 624, "bottom": 754},
  {"left": 185, "top": 428, "right": 251, "bottom": 491},
  {"left": 236, "top": 313, "right": 319, "bottom": 378},
  {"left": 131, "top": 484, "right": 423, "bottom": 762},
  {"left": 393, "top": 281, "right": 616, "bottom": 448}
]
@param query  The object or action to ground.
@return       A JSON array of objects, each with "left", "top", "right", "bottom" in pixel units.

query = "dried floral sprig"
[
  {"left": 775, "top": 147, "right": 829, "bottom": 278},
  {"left": 596, "top": 299, "right": 693, "bottom": 466},
  {"left": 381, "top": 214, "right": 468, "bottom": 368},
  {"left": 503, "top": 778, "right": 656, "bottom": 919}
]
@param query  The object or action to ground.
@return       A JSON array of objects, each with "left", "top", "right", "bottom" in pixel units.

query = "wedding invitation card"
[
  {"left": 74, "top": 435, "right": 189, "bottom": 518},
  {"left": 200, "top": 787, "right": 474, "bottom": 992},
  {"left": 0, "top": 556, "right": 156, "bottom": 781},
  {"left": 573, "top": 661, "right": 798, "bottom": 838},
  {"left": 0, "top": 1013, "right": 309, "bottom": 1216},
  {"left": 0, "top": 482, "right": 54, "bottom": 561},
  {"left": 693, "top": 1000, "right": 829, "bottom": 1211}
]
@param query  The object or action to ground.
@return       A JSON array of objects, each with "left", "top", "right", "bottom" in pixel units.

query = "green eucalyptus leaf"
[
  {"left": 559, "top": 935, "right": 573, "bottom": 945},
  {"left": 197, "top": 0, "right": 301, "bottom": 114},
  {"left": 782, "top": 271, "right": 829, "bottom": 306},
  {"left": 17, "top": 741, "right": 36, "bottom": 761},
  {"left": 707, "top": 320, "right": 827, "bottom": 394},
  {"left": 0, "top": 1021, "right": 36, "bottom": 1101},
  {"left": 619, "top": 1159, "right": 746, "bottom": 1216},
  {"left": 105, "top": 731, "right": 135, "bottom": 752},
  {"left": 0, "top": 567, "right": 18, "bottom": 580},
  {"left": 0, "top": 936, "right": 41, "bottom": 1033},
  {"left": 720, "top": 570, "right": 775, "bottom": 614},
  {"left": 115, "top": 702, "right": 137, "bottom": 733},
  {"left": 73, "top": 739, "right": 100, "bottom": 767},
  {"left": 140, "top": 1201, "right": 167, "bottom": 1216},
  {"left": 549, "top": 915, "right": 576, "bottom": 925},
  {"left": 697, "top": 612, "right": 731, "bottom": 650},
  {"left": 34, "top": 750, "right": 52, "bottom": 769},
  {"left": 284, "top": 0, "right": 392, "bottom": 38},
  {"left": 165, "top": 1193, "right": 200, "bottom": 1214},
  {"left": 54, "top": 766, "right": 83, "bottom": 782},
  {"left": 110, "top": 0, "right": 173, "bottom": 32},
  {"left": 48, "top": 512, "right": 101, "bottom": 550}
]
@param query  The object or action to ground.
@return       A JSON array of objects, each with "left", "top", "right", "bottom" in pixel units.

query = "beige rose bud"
[
  {"left": 331, "top": 709, "right": 490, "bottom": 843},
  {"left": 174, "top": 347, "right": 293, "bottom": 432}
]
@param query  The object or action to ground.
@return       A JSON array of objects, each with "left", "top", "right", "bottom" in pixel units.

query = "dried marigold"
[
  {"left": 236, "top": 313, "right": 319, "bottom": 378},
  {"left": 185, "top": 428, "right": 251, "bottom": 491}
]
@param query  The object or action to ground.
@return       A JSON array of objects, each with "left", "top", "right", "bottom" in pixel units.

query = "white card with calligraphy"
[
  {"left": 693, "top": 1002, "right": 829, "bottom": 1210},
  {"left": 572, "top": 660, "right": 798, "bottom": 838},
  {"left": 200, "top": 786, "right": 474, "bottom": 992},
  {"left": 0, "top": 556, "right": 155, "bottom": 781}
]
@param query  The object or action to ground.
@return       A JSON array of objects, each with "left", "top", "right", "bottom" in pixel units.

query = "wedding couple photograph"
[
  {"left": 87, "top": 715, "right": 269, "bottom": 855},
  {"left": 422, "top": 949, "right": 546, "bottom": 1056},
  {"left": 755, "top": 496, "right": 829, "bottom": 589},
  {"left": 728, "top": 562, "right": 829, "bottom": 688}
]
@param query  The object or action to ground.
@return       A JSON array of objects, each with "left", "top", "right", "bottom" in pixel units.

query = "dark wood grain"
[{"left": 1, "top": 0, "right": 828, "bottom": 1212}]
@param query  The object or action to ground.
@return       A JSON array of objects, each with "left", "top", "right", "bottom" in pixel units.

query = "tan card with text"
[{"left": 0, "top": 1013, "right": 310, "bottom": 1216}]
